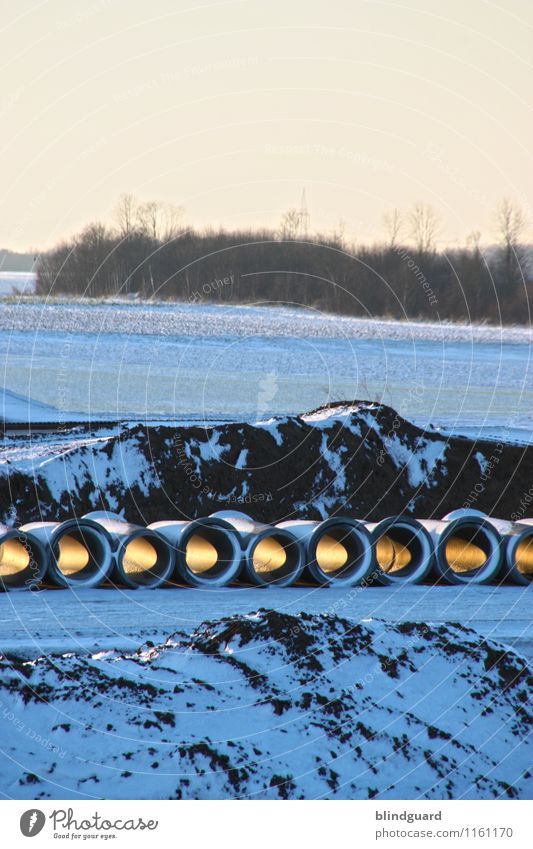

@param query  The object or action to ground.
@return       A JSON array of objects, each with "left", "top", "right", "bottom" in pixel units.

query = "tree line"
[{"left": 35, "top": 195, "right": 532, "bottom": 324}]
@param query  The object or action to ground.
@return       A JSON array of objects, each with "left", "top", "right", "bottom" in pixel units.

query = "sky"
[{"left": 1, "top": 0, "right": 532, "bottom": 251}]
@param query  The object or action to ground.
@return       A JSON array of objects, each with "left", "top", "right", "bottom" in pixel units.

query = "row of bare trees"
[{"left": 35, "top": 196, "right": 531, "bottom": 323}]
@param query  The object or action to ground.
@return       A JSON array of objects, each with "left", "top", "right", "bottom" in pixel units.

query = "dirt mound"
[
  {"left": 1, "top": 402, "right": 530, "bottom": 523},
  {"left": 1, "top": 609, "right": 530, "bottom": 799}
]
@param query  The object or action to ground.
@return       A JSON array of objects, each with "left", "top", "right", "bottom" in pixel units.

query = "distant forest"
[{"left": 35, "top": 195, "right": 532, "bottom": 324}]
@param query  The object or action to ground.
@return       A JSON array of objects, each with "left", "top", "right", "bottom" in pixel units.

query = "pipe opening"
[
  {"left": 314, "top": 526, "right": 366, "bottom": 577},
  {"left": 0, "top": 538, "right": 30, "bottom": 577},
  {"left": 444, "top": 525, "right": 492, "bottom": 573},
  {"left": 121, "top": 533, "right": 171, "bottom": 586},
  {"left": 375, "top": 526, "right": 422, "bottom": 576},
  {"left": 514, "top": 535, "right": 533, "bottom": 576},
  {"left": 251, "top": 533, "right": 299, "bottom": 584},
  {"left": 184, "top": 528, "right": 236, "bottom": 579},
  {"left": 54, "top": 528, "right": 106, "bottom": 581},
  {"left": 0, "top": 535, "right": 44, "bottom": 589}
]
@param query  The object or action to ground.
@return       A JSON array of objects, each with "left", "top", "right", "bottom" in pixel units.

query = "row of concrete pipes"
[{"left": 1, "top": 509, "right": 532, "bottom": 591}]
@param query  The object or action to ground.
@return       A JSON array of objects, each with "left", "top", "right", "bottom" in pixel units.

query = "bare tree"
[
  {"left": 408, "top": 203, "right": 439, "bottom": 252},
  {"left": 279, "top": 208, "right": 302, "bottom": 240},
  {"left": 383, "top": 208, "right": 403, "bottom": 249},
  {"left": 113, "top": 193, "right": 138, "bottom": 238},
  {"left": 495, "top": 198, "right": 525, "bottom": 250},
  {"left": 466, "top": 230, "right": 482, "bottom": 251},
  {"left": 137, "top": 200, "right": 184, "bottom": 241},
  {"left": 494, "top": 198, "right": 526, "bottom": 290}
]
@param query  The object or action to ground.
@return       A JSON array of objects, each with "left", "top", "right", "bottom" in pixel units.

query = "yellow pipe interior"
[
  {"left": 515, "top": 537, "right": 533, "bottom": 575},
  {"left": 185, "top": 533, "right": 219, "bottom": 574},
  {"left": 445, "top": 535, "right": 488, "bottom": 573},
  {"left": 0, "top": 538, "right": 31, "bottom": 577},
  {"left": 123, "top": 536, "right": 158, "bottom": 575},
  {"left": 315, "top": 533, "right": 349, "bottom": 573},
  {"left": 252, "top": 537, "right": 287, "bottom": 573},
  {"left": 375, "top": 534, "right": 412, "bottom": 573},
  {"left": 57, "top": 534, "right": 90, "bottom": 576}
]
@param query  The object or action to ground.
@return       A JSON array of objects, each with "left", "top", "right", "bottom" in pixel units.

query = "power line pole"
[{"left": 299, "top": 188, "right": 310, "bottom": 238}]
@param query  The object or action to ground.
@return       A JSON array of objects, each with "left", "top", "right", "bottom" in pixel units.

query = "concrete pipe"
[
  {"left": 276, "top": 518, "right": 375, "bottom": 586},
  {"left": 20, "top": 518, "right": 113, "bottom": 588},
  {"left": 210, "top": 511, "right": 304, "bottom": 586},
  {"left": 83, "top": 512, "right": 174, "bottom": 589},
  {"left": 365, "top": 516, "right": 434, "bottom": 584},
  {"left": 444, "top": 509, "right": 533, "bottom": 586},
  {"left": 148, "top": 518, "right": 242, "bottom": 587},
  {"left": 419, "top": 511, "right": 502, "bottom": 584},
  {"left": 0, "top": 524, "right": 48, "bottom": 591}
]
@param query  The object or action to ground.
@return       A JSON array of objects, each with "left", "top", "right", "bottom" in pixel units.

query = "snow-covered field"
[
  {"left": 0, "top": 302, "right": 532, "bottom": 439},
  {"left": 0, "top": 272, "right": 36, "bottom": 297},
  {"left": 0, "top": 604, "right": 530, "bottom": 800},
  {"left": 1, "top": 585, "right": 531, "bottom": 658}
]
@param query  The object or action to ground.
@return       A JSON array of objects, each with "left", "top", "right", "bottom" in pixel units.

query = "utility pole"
[{"left": 299, "top": 188, "right": 310, "bottom": 238}]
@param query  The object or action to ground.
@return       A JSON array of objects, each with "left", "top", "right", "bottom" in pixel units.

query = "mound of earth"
[
  {"left": 0, "top": 609, "right": 530, "bottom": 800},
  {"left": 0, "top": 401, "right": 531, "bottom": 524}
]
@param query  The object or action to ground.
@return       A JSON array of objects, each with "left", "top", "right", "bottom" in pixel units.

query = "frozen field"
[
  {"left": 1, "top": 585, "right": 531, "bottom": 660},
  {"left": 0, "top": 301, "right": 532, "bottom": 440}
]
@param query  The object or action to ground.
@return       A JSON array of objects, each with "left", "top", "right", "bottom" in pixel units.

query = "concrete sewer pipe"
[
  {"left": 364, "top": 516, "right": 434, "bottom": 584},
  {"left": 419, "top": 510, "right": 502, "bottom": 584},
  {"left": 210, "top": 511, "right": 304, "bottom": 586},
  {"left": 443, "top": 509, "right": 533, "bottom": 586},
  {"left": 148, "top": 517, "right": 242, "bottom": 587},
  {"left": 276, "top": 518, "right": 375, "bottom": 586},
  {"left": 20, "top": 518, "right": 113, "bottom": 588},
  {"left": 83, "top": 512, "right": 174, "bottom": 588}
]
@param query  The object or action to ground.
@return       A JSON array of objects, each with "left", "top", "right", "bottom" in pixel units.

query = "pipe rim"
[
  {"left": 47, "top": 520, "right": 113, "bottom": 588},
  {"left": 116, "top": 529, "right": 174, "bottom": 588},
  {"left": 371, "top": 517, "right": 433, "bottom": 584},
  {"left": 308, "top": 519, "right": 374, "bottom": 585},
  {"left": 0, "top": 530, "right": 48, "bottom": 591},
  {"left": 176, "top": 521, "right": 242, "bottom": 586},
  {"left": 435, "top": 517, "right": 502, "bottom": 584},
  {"left": 246, "top": 529, "right": 303, "bottom": 586},
  {"left": 505, "top": 528, "right": 533, "bottom": 584}
]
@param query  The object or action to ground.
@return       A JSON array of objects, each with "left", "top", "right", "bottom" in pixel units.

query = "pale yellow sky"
[{"left": 1, "top": 0, "right": 532, "bottom": 250}]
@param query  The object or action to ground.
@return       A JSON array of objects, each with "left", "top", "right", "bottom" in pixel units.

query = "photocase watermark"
[
  {"left": 19, "top": 807, "right": 159, "bottom": 838},
  {"left": 265, "top": 142, "right": 393, "bottom": 173},
  {"left": 1, "top": 704, "right": 67, "bottom": 759},
  {"left": 376, "top": 383, "right": 426, "bottom": 468},
  {"left": 256, "top": 370, "right": 279, "bottom": 420},
  {"left": 114, "top": 57, "right": 260, "bottom": 103},
  {"left": 394, "top": 247, "right": 438, "bottom": 306},
  {"left": 462, "top": 446, "right": 504, "bottom": 508},
  {"left": 20, "top": 809, "right": 46, "bottom": 837},
  {"left": 188, "top": 272, "right": 235, "bottom": 303},
  {"left": 220, "top": 490, "right": 273, "bottom": 504},
  {"left": 511, "top": 483, "right": 533, "bottom": 522}
]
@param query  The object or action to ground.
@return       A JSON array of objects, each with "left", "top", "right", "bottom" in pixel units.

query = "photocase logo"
[
  {"left": 20, "top": 809, "right": 46, "bottom": 837},
  {"left": 256, "top": 370, "right": 279, "bottom": 419}
]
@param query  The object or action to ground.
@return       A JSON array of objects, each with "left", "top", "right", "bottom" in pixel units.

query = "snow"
[
  {"left": 0, "top": 272, "right": 36, "bottom": 296},
  {"left": 1, "top": 303, "right": 532, "bottom": 441},
  {"left": 0, "top": 605, "right": 530, "bottom": 800},
  {"left": 0, "top": 301, "right": 531, "bottom": 345},
  {"left": 1, "top": 389, "right": 65, "bottom": 424}
]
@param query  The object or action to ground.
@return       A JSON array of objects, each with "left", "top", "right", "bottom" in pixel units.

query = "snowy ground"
[
  {"left": 0, "top": 272, "right": 36, "bottom": 297},
  {"left": 1, "top": 302, "right": 532, "bottom": 439},
  {"left": 0, "top": 586, "right": 531, "bottom": 659},
  {"left": 0, "top": 605, "right": 530, "bottom": 800},
  {"left": 1, "top": 300, "right": 532, "bottom": 344}
]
